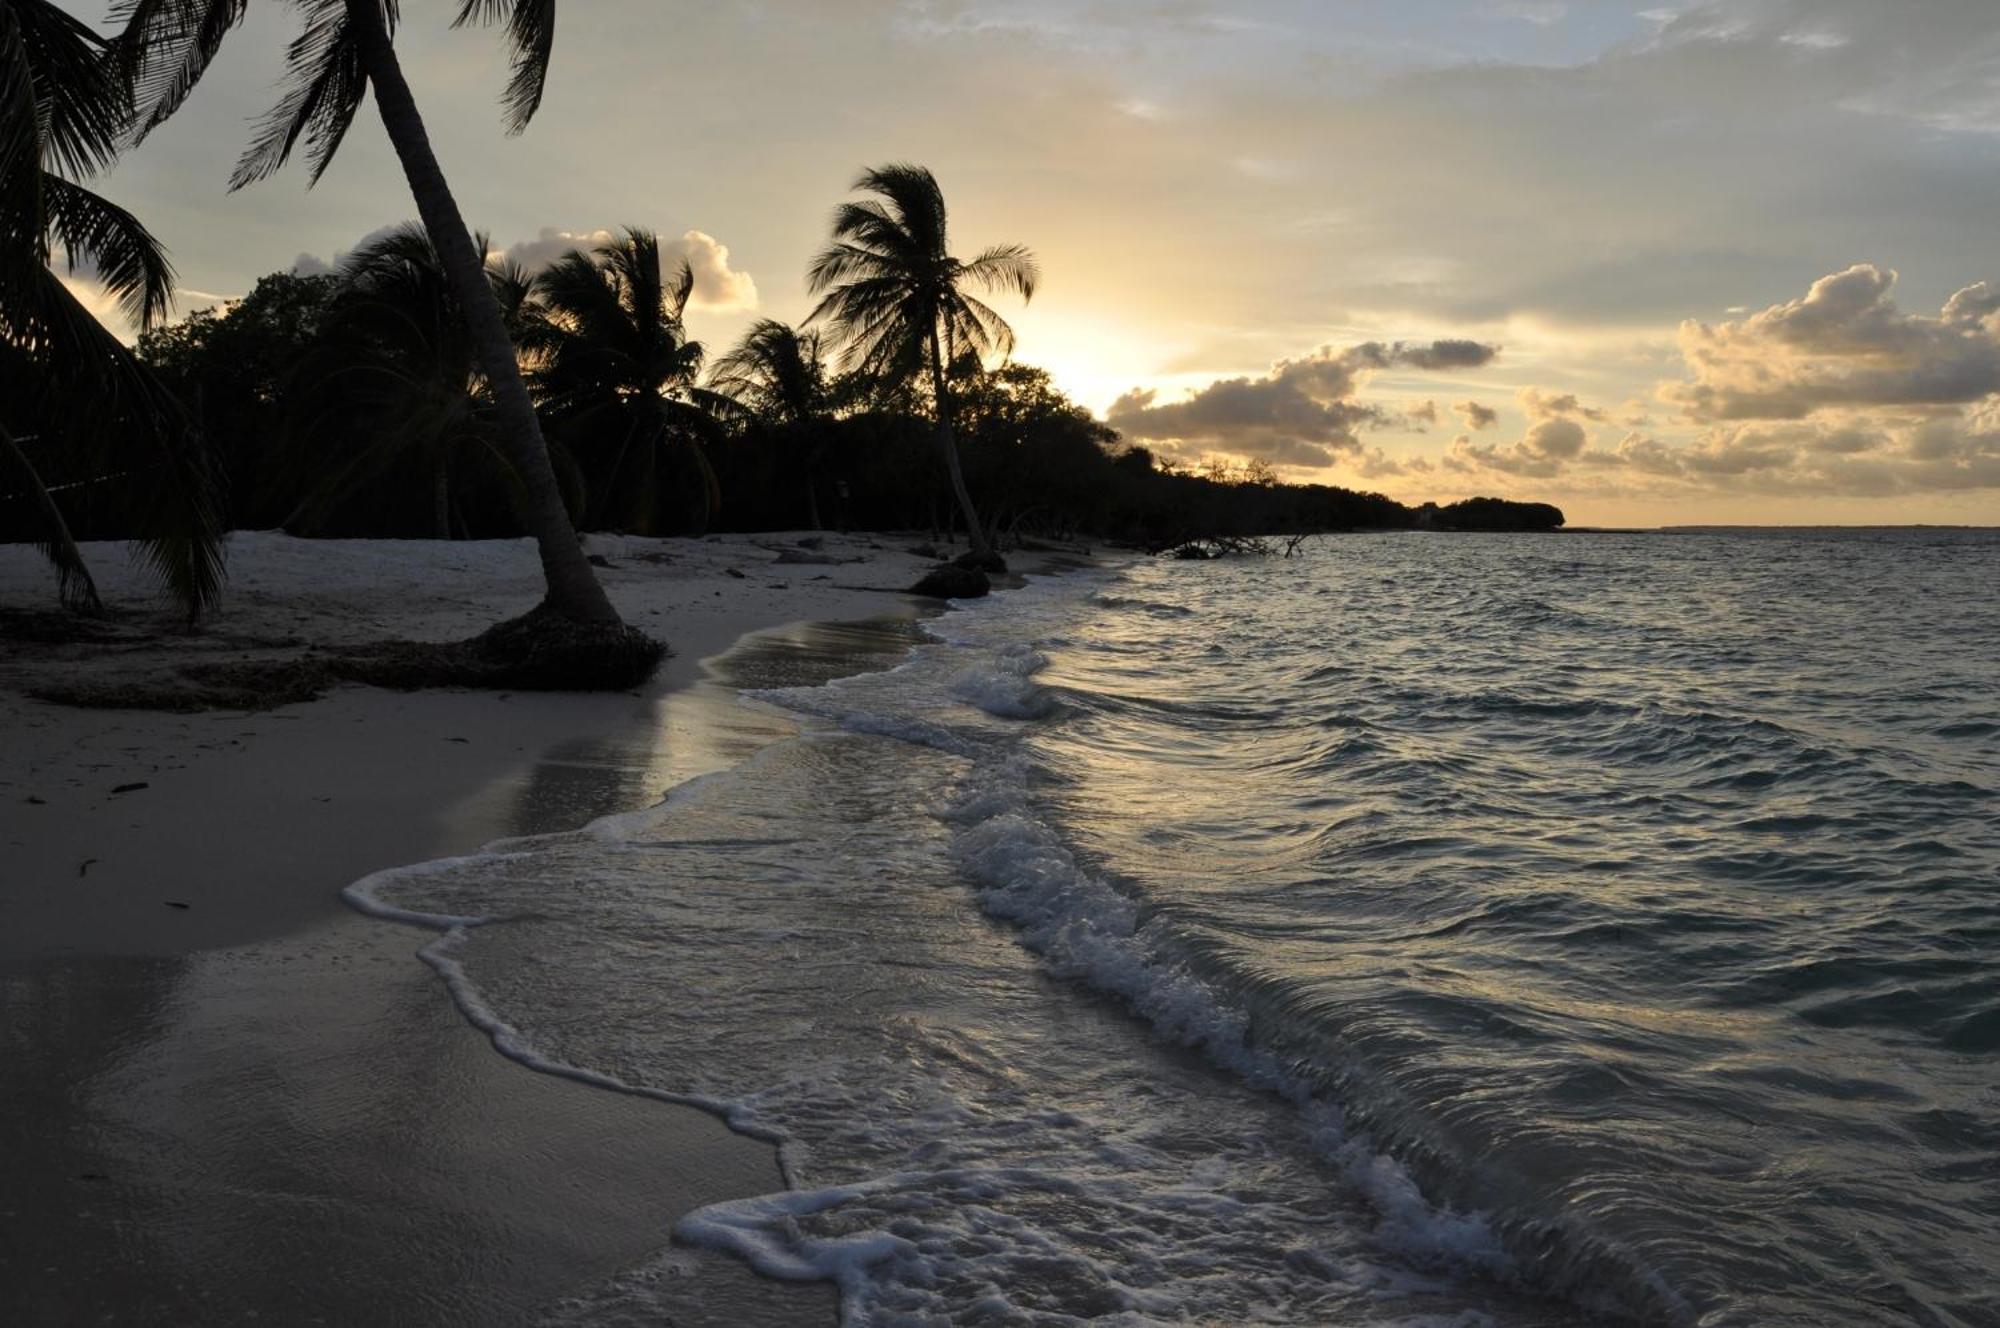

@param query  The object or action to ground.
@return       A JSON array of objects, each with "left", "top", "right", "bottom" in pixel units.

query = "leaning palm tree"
[
  {"left": 709, "top": 319, "right": 833, "bottom": 529},
  {"left": 113, "top": 0, "right": 622, "bottom": 627},
  {"left": 282, "top": 223, "right": 523, "bottom": 538},
  {"left": 806, "top": 163, "right": 1037, "bottom": 563},
  {"left": 524, "top": 228, "right": 732, "bottom": 535},
  {"left": 1, "top": 0, "right": 223, "bottom": 617}
]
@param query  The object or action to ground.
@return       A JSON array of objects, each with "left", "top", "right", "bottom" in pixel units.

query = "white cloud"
[{"left": 1665, "top": 263, "right": 2000, "bottom": 420}]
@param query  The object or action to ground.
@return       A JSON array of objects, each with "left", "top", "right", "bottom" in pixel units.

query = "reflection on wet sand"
[
  {"left": 451, "top": 615, "right": 933, "bottom": 846},
  {"left": 0, "top": 614, "right": 927, "bottom": 1327}
]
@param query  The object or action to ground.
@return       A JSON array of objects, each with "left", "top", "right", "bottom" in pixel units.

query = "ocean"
[{"left": 352, "top": 528, "right": 1999, "bottom": 1327}]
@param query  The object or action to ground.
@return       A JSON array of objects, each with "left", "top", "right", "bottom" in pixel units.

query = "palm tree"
[
  {"left": 282, "top": 223, "right": 522, "bottom": 538},
  {"left": 709, "top": 319, "right": 833, "bottom": 529},
  {"left": 806, "top": 163, "right": 1037, "bottom": 563},
  {"left": 1, "top": 0, "right": 222, "bottom": 617},
  {"left": 523, "top": 228, "right": 731, "bottom": 535},
  {"left": 114, "top": 0, "right": 622, "bottom": 626}
]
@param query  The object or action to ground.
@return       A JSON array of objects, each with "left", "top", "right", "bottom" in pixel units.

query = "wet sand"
[{"left": 0, "top": 532, "right": 956, "bottom": 1325}]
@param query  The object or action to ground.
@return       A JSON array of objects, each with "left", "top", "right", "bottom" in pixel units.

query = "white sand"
[{"left": 0, "top": 528, "right": 966, "bottom": 1325}]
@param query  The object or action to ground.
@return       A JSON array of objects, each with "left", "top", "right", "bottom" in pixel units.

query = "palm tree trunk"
[
  {"left": 349, "top": 2, "right": 618, "bottom": 623},
  {"left": 1, "top": 422, "right": 102, "bottom": 612},
  {"left": 927, "top": 322, "right": 993, "bottom": 558},
  {"left": 432, "top": 459, "right": 451, "bottom": 539}
]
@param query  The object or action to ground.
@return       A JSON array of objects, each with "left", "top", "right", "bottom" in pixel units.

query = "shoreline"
[{"left": 0, "top": 530, "right": 1020, "bottom": 1325}]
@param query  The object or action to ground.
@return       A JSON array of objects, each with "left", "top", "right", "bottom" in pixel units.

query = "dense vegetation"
[{"left": 13, "top": 244, "right": 1561, "bottom": 552}]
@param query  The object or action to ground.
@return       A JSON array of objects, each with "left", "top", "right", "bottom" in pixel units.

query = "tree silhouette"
[
  {"left": 115, "top": 0, "right": 622, "bottom": 624},
  {"left": 282, "top": 223, "right": 529, "bottom": 537},
  {"left": 807, "top": 163, "right": 1037, "bottom": 562},
  {"left": 523, "top": 228, "right": 731, "bottom": 534},
  {"left": 1, "top": 0, "right": 222, "bottom": 616},
  {"left": 710, "top": 319, "right": 834, "bottom": 528}
]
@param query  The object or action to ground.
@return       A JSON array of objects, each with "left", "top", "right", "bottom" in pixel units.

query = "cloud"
[
  {"left": 1491, "top": 2, "right": 1568, "bottom": 26},
  {"left": 1402, "top": 399, "right": 1439, "bottom": 428},
  {"left": 1517, "top": 386, "right": 1605, "bottom": 421},
  {"left": 1107, "top": 338, "right": 1500, "bottom": 467},
  {"left": 675, "top": 229, "right": 760, "bottom": 312},
  {"left": 500, "top": 227, "right": 759, "bottom": 312},
  {"left": 1454, "top": 399, "right": 1498, "bottom": 430},
  {"left": 1664, "top": 264, "right": 2000, "bottom": 420},
  {"left": 1446, "top": 415, "right": 1590, "bottom": 478},
  {"left": 1351, "top": 447, "right": 1432, "bottom": 479}
]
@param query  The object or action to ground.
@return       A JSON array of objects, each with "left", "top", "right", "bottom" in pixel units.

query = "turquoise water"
[{"left": 360, "top": 529, "right": 1999, "bottom": 1326}]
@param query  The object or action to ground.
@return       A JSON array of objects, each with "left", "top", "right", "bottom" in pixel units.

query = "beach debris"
[
  {"left": 163, "top": 900, "right": 190, "bottom": 910},
  {"left": 910, "top": 565, "right": 992, "bottom": 599},
  {"left": 725, "top": 567, "right": 747, "bottom": 579},
  {"left": 110, "top": 782, "right": 150, "bottom": 794},
  {"left": 774, "top": 548, "right": 863, "bottom": 566},
  {"left": 25, "top": 795, "right": 44, "bottom": 804},
  {"left": 447, "top": 736, "right": 469, "bottom": 744},
  {"left": 953, "top": 549, "right": 1008, "bottom": 574},
  {"left": 78, "top": 859, "right": 96, "bottom": 878},
  {"left": 908, "top": 543, "right": 940, "bottom": 559},
  {"left": 797, "top": 535, "right": 825, "bottom": 549},
  {"left": 586, "top": 554, "right": 616, "bottom": 568}
]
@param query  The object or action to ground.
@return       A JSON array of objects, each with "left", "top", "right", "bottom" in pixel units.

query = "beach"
[
  {"left": 4, "top": 529, "right": 1996, "bottom": 1324},
  {"left": 0, "top": 529, "right": 956, "bottom": 1325}
]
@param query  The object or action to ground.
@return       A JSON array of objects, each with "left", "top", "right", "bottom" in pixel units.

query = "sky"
[{"left": 68, "top": 0, "right": 2000, "bottom": 526}]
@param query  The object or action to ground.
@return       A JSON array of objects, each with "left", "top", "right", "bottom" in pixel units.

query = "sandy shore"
[{"left": 0, "top": 529, "right": 971, "bottom": 1325}]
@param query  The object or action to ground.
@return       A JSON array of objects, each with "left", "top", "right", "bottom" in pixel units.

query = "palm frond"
[
  {"left": 451, "top": 0, "right": 555, "bottom": 134},
  {"left": 952, "top": 291, "right": 1017, "bottom": 362},
  {"left": 229, "top": 0, "right": 377, "bottom": 190},
  {"left": 1, "top": 3, "right": 44, "bottom": 255},
  {"left": 960, "top": 243, "right": 1039, "bottom": 302},
  {"left": 805, "top": 240, "right": 893, "bottom": 296},
  {"left": 0, "top": 410, "right": 102, "bottom": 612},
  {"left": 852, "top": 162, "right": 947, "bottom": 256},
  {"left": 16, "top": 267, "right": 224, "bottom": 617},
  {"left": 663, "top": 254, "right": 692, "bottom": 321},
  {"left": 13, "top": 0, "right": 129, "bottom": 179},
  {"left": 41, "top": 172, "right": 176, "bottom": 328},
  {"left": 110, "top": 0, "right": 249, "bottom": 140}
]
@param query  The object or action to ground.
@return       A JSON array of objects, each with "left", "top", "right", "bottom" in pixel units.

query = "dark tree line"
[{"left": 12, "top": 247, "right": 1564, "bottom": 556}]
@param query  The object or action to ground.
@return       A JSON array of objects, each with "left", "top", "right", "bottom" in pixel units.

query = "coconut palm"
[
  {"left": 282, "top": 223, "right": 526, "bottom": 538},
  {"left": 113, "top": 0, "right": 622, "bottom": 626},
  {"left": 1, "top": 0, "right": 222, "bottom": 616},
  {"left": 806, "top": 163, "right": 1037, "bottom": 562},
  {"left": 709, "top": 319, "right": 834, "bottom": 528},
  {"left": 524, "top": 228, "right": 731, "bottom": 535}
]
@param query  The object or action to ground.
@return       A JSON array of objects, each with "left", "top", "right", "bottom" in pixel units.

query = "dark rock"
[
  {"left": 796, "top": 536, "right": 825, "bottom": 549},
  {"left": 953, "top": 550, "right": 1008, "bottom": 574},
  {"left": 909, "top": 565, "right": 992, "bottom": 599}
]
